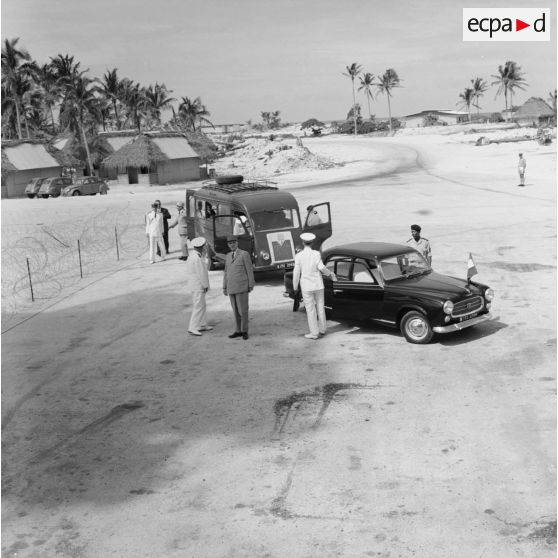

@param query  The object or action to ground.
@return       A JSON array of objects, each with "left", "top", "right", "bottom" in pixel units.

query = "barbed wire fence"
[{"left": 2, "top": 204, "right": 148, "bottom": 331}]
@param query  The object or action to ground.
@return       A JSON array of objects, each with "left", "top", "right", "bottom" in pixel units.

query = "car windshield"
[
  {"left": 379, "top": 250, "right": 431, "bottom": 281},
  {"left": 252, "top": 208, "right": 300, "bottom": 232}
]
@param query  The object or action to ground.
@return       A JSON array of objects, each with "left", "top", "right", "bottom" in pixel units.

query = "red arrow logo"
[{"left": 516, "top": 18, "right": 530, "bottom": 31}]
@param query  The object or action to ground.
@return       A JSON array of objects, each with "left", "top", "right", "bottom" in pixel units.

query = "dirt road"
[{"left": 2, "top": 135, "right": 556, "bottom": 557}]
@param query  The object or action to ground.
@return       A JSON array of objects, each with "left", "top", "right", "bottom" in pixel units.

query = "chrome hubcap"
[{"left": 407, "top": 317, "right": 427, "bottom": 338}]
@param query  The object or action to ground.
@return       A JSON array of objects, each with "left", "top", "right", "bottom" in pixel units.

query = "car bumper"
[{"left": 433, "top": 312, "right": 493, "bottom": 333}]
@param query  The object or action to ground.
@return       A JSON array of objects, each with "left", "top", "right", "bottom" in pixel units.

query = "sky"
[{"left": 2, "top": 0, "right": 556, "bottom": 124}]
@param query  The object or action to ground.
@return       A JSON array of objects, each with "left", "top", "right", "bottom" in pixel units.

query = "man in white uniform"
[
  {"left": 293, "top": 232, "right": 336, "bottom": 340},
  {"left": 185, "top": 237, "right": 213, "bottom": 336},
  {"left": 145, "top": 203, "right": 166, "bottom": 264}
]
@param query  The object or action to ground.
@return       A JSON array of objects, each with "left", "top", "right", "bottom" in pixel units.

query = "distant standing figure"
[
  {"left": 223, "top": 235, "right": 255, "bottom": 340},
  {"left": 518, "top": 153, "right": 527, "bottom": 186},
  {"left": 293, "top": 232, "right": 336, "bottom": 340},
  {"left": 169, "top": 201, "right": 189, "bottom": 260},
  {"left": 145, "top": 203, "right": 166, "bottom": 264},
  {"left": 406, "top": 224, "right": 431, "bottom": 265},
  {"left": 306, "top": 205, "right": 322, "bottom": 226},
  {"left": 185, "top": 237, "right": 213, "bottom": 336},
  {"left": 155, "top": 200, "right": 172, "bottom": 253}
]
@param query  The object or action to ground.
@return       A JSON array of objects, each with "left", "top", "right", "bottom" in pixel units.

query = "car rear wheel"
[
  {"left": 400, "top": 311, "right": 433, "bottom": 344},
  {"left": 72, "top": 191, "right": 81, "bottom": 196},
  {"left": 26, "top": 194, "right": 35, "bottom": 199},
  {"left": 41, "top": 194, "right": 49, "bottom": 199}
]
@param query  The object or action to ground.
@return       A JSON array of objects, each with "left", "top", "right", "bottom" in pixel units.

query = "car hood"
[{"left": 386, "top": 271, "right": 483, "bottom": 301}]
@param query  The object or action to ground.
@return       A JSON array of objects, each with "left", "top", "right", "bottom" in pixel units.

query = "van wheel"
[
  {"left": 400, "top": 311, "right": 433, "bottom": 344},
  {"left": 72, "top": 191, "right": 81, "bottom": 196}
]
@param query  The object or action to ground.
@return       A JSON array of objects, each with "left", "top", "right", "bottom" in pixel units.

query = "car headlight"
[
  {"left": 484, "top": 288, "right": 494, "bottom": 301},
  {"left": 260, "top": 250, "right": 270, "bottom": 261},
  {"left": 443, "top": 300, "right": 454, "bottom": 315}
]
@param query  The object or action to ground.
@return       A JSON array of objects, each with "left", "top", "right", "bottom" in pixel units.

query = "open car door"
[
  {"left": 212, "top": 215, "right": 254, "bottom": 260},
  {"left": 185, "top": 189, "right": 197, "bottom": 239},
  {"left": 303, "top": 202, "right": 332, "bottom": 249}
]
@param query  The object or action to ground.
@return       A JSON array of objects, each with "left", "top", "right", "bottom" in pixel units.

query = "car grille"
[{"left": 452, "top": 296, "right": 483, "bottom": 317}]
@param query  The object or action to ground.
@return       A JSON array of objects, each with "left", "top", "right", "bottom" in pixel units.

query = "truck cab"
[{"left": 185, "top": 176, "right": 332, "bottom": 271}]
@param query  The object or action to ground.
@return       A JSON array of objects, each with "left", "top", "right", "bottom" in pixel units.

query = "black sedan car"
[{"left": 284, "top": 242, "right": 494, "bottom": 344}]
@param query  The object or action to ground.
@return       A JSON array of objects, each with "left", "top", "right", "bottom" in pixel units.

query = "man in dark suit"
[
  {"left": 223, "top": 235, "right": 255, "bottom": 340},
  {"left": 155, "top": 199, "right": 172, "bottom": 254}
]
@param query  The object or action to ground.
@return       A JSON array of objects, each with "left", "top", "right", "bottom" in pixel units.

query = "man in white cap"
[
  {"left": 185, "top": 237, "right": 213, "bottom": 336},
  {"left": 169, "top": 201, "right": 189, "bottom": 261},
  {"left": 293, "top": 232, "right": 336, "bottom": 339},
  {"left": 145, "top": 202, "right": 166, "bottom": 264}
]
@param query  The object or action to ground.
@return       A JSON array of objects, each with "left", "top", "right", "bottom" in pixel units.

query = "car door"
[
  {"left": 302, "top": 202, "right": 332, "bottom": 248},
  {"left": 212, "top": 214, "right": 254, "bottom": 259},
  {"left": 185, "top": 190, "right": 197, "bottom": 239},
  {"left": 325, "top": 257, "right": 384, "bottom": 321}
]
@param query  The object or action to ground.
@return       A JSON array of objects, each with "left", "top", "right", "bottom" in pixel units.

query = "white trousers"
[
  {"left": 301, "top": 288, "right": 326, "bottom": 336},
  {"left": 189, "top": 290, "right": 207, "bottom": 332},
  {"left": 149, "top": 235, "right": 166, "bottom": 262}
]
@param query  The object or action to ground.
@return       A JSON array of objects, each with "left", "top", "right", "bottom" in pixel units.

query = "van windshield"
[{"left": 252, "top": 209, "right": 300, "bottom": 232}]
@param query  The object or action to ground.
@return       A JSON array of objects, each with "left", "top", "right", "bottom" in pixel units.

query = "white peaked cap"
[
  {"left": 300, "top": 232, "right": 316, "bottom": 242},
  {"left": 191, "top": 237, "right": 206, "bottom": 248}
]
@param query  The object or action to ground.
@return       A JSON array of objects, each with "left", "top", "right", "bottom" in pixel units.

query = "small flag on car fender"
[{"left": 467, "top": 252, "right": 478, "bottom": 281}]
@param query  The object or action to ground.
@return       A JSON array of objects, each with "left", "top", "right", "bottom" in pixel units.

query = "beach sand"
[{"left": 1, "top": 128, "right": 556, "bottom": 557}]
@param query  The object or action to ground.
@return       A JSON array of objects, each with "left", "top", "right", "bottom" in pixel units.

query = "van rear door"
[
  {"left": 303, "top": 202, "right": 332, "bottom": 248},
  {"left": 212, "top": 215, "right": 254, "bottom": 260},
  {"left": 185, "top": 189, "right": 197, "bottom": 239}
]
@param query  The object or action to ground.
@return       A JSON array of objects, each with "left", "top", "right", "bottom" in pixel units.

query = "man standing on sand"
[
  {"left": 293, "top": 232, "right": 336, "bottom": 340},
  {"left": 223, "top": 235, "right": 255, "bottom": 340},
  {"left": 169, "top": 201, "right": 189, "bottom": 261},
  {"left": 185, "top": 237, "right": 213, "bottom": 336},
  {"left": 145, "top": 203, "right": 166, "bottom": 264},
  {"left": 518, "top": 153, "right": 527, "bottom": 186},
  {"left": 155, "top": 200, "right": 172, "bottom": 254},
  {"left": 406, "top": 224, "right": 431, "bottom": 265}
]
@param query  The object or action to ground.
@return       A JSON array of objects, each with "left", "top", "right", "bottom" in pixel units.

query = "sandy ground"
[{"left": 1, "top": 128, "right": 556, "bottom": 557}]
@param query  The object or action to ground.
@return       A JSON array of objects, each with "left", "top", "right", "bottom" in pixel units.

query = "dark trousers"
[{"left": 229, "top": 292, "right": 249, "bottom": 333}]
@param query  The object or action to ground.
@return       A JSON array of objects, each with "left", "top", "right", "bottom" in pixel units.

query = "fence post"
[
  {"left": 77, "top": 240, "right": 83, "bottom": 278},
  {"left": 115, "top": 226, "right": 120, "bottom": 261},
  {"left": 26, "top": 257, "right": 34, "bottom": 302}
]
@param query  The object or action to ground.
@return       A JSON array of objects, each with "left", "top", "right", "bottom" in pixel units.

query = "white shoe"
[
  {"left": 199, "top": 326, "right": 213, "bottom": 331},
  {"left": 150, "top": 261, "right": 155, "bottom": 264},
  {"left": 188, "top": 330, "right": 202, "bottom": 336},
  {"left": 304, "top": 333, "right": 319, "bottom": 340}
]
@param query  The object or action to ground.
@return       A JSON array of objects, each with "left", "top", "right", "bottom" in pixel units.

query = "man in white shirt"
[
  {"left": 145, "top": 203, "right": 166, "bottom": 264},
  {"left": 185, "top": 237, "right": 213, "bottom": 336},
  {"left": 293, "top": 232, "right": 336, "bottom": 340}
]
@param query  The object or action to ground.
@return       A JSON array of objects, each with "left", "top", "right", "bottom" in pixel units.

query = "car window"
[
  {"left": 352, "top": 261, "right": 375, "bottom": 284},
  {"left": 335, "top": 259, "right": 352, "bottom": 280}
]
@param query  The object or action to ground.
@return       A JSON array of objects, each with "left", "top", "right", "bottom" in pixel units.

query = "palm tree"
[
  {"left": 376, "top": 68, "right": 401, "bottom": 133},
  {"left": 178, "top": 96, "right": 212, "bottom": 131},
  {"left": 98, "top": 68, "right": 123, "bottom": 130},
  {"left": 457, "top": 87, "right": 475, "bottom": 122},
  {"left": 358, "top": 72, "right": 375, "bottom": 119},
  {"left": 547, "top": 89, "right": 557, "bottom": 115},
  {"left": 119, "top": 79, "right": 148, "bottom": 132},
  {"left": 62, "top": 71, "right": 99, "bottom": 175},
  {"left": 1, "top": 38, "right": 33, "bottom": 139},
  {"left": 33, "top": 63, "right": 61, "bottom": 134},
  {"left": 144, "top": 83, "right": 175, "bottom": 127},
  {"left": 343, "top": 63, "right": 362, "bottom": 136},
  {"left": 491, "top": 61, "right": 527, "bottom": 121},
  {"left": 470, "top": 77, "right": 488, "bottom": 116}
]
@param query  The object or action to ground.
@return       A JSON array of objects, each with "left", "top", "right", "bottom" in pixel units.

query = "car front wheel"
[
  {"left": 26, "top": 194, "right": 35, "bottom": 199},
  {"left": 72, "top": 190, "right": 81, "bottom": 196},
  {"left": 400, "top": 310, "right": 433, "bottom": 344}
]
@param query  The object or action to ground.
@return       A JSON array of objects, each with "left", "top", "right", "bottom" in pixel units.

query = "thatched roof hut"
[
  {"left": 100, "top": 132, "right": 201, "bottom": 184},
  {"left": 102, "top": 134, "right": 169, "bottom": 170},
  {"left": 1, "top": 139, "right": 81, "bottom": 198},
  {"left": 513, "top": 97, "right": 555, "bottom": 126}
]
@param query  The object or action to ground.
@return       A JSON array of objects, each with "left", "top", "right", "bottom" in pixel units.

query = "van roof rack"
[{"left": 201, "top": 181, "right": 278, "bottom": 194}]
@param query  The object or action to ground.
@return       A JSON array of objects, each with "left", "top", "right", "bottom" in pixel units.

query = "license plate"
[
  {"left": 459, "top": 312, "right": 478, "bottom": 322},
  {"left": 276, "top": 262, "right": 293, "bottom": 269}
]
